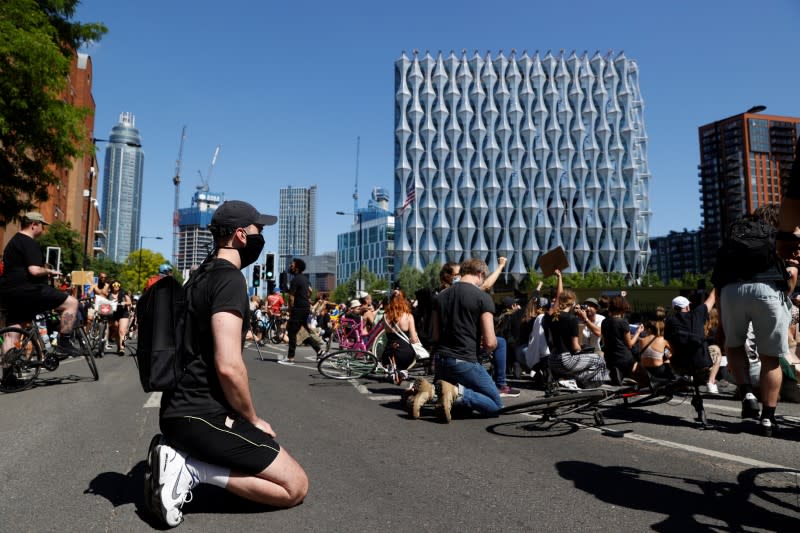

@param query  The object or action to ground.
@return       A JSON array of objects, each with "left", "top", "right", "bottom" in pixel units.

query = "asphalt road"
[{"left": 1, "top": 342, "right": 798, "bottom": 532}]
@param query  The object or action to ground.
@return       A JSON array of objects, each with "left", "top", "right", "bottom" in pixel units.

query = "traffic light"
[
  {"left": 265, "top": 254, "right": 275, "bottom": 280},
  {"left": 252, "top": 264, "right": 261, "bottom": 287},
  {"left": 267, "top": 279, "right": 276, "bottom": 293}
]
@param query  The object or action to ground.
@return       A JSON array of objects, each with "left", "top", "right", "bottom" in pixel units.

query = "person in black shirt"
[
  {"left": 281, "top": 258, "right": 324, "bottom": 364},
  {"left": 146, "top": 200, "right": 307, "bottom": 528},
  {"left": 0, "top": 212, "right": 81, "bottom": 363},
  {"left": 600, "top": 295, "right": 643, "bottom": 382},
  {"left": 543, "top": 271, "right": 609, "bottom": 388},
  {"left": 431, "top": 258, "right": 503, "bottom": 422}
]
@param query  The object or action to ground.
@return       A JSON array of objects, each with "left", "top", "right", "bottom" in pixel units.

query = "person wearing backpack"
[
  {"left": 711, "top": 205, "right": 799, "bottom": 437},
  {"left": 144, "top": 200, "right": 308, "bottom": 528}
]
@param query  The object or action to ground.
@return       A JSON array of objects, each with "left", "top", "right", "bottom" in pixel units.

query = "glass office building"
[
  {"left": 278, "top": 185, "right": 317, "bottom": 272},
  {"left": 394, "top": 50, "right": 652, "bottom": 278},
  {"left": 100, "top": 112, "right": 144, "bottom": 263}
]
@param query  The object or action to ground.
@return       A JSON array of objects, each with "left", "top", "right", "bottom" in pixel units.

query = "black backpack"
[
  {"left": 711, "top": 217, "right": 779, "bottom": 287},
  {"left": 134, "top": 275, "right": 189, "bottom": 392}
]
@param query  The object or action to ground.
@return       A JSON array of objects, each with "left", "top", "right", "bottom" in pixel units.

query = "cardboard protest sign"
[{"left": 539, "top": 247, "right": 568, "bottom": 277}]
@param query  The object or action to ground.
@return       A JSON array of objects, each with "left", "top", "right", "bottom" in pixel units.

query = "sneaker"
[
  {"left": 144, "top": 434, "right": 165, "bottom": 520},
  {"left": 410, "top": 378, "right": 434, "bottom": 419},
  {"left": 741, "top": 393, "right": 760, "bottom": 419},
  {"left": 706, "top": 382, "right": 719, "bottom": 394},
  {"left": 435, "top": 380, "right": 458, "bottom": 423},
  {"left": 498, "top": 385, "right": 521, "bottom": 398},
  {"left": 278, "top": 358, "right": 295, "bottom": 365},
  {"left": 152, "top": 442, "right": 196, "bottom": 527},
  {"left": 54, "top": 342, "right": 80, "bottom": 359},
  {"left": 760, "top": 418, "right": 775, "bottom": 437},
  {"left": 316, "top": 350, "right": 327, "bottom": 360}
]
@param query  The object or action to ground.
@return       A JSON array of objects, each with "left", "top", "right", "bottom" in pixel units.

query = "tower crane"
[
  {"left": 172, "top": 126, "right": 187, "bottom": 267},
  {"left": 197, "top": 145, "right": 221, "bottom": 193}
]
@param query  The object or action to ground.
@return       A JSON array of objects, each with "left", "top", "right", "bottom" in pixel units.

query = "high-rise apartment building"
[
  {"left": 337, "top": 188, "right": 395, "bottom": 286},
  {"left": 648, "top": 229, "right": 703, "bottom": 284},
  {"left": 100, "top": 112, "right": 144, "bottom": 263},
  {"left": 698, "top": 110, "right": 799, "bottom": 270},
  {"left": 394, "top": 50, "right": 652, "bottom": 278},
  {"left": 176, "top": 190, "right": 223, "bottom": 275},
  {"left": 278, "top": 185, "right": 317, "bottom": 271}
]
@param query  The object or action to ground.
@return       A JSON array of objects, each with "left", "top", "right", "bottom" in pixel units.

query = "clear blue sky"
[{"left": 75, "top": 0, "right": 800, "bottom": 261}]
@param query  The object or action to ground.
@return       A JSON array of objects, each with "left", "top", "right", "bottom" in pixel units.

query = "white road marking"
[
  {"left": 143, "top": 392, "right": 162, "bottom": 408},
  {"left": 368, "top": 395, "right": 401, "bottom": 401}
]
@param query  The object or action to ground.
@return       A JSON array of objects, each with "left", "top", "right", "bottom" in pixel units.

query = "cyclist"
[
  {"left": 144, "top": 263, "right": 173, "bottom": 291},
  {"left": 0, "top": 213, "right": 81, "bottom": 368}
]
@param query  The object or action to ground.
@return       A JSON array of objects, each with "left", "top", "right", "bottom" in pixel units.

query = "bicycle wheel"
[
  {"left": 75, "top": 328, "right": 99, "bottom": 381},
  {"left": 0, "top": 326, "right": 43, "bottom": 392},
  {"left": 369, "top": 329, "right": 388, "bottom": 360},
  {"left": 499, "top": 389, "right": 607, "bottom": 416},
  {"left": 317, "top": 349, "right": 378, "bottom": 380},
  {"left": 94, "top": 321, "right": 107, "bottom": 359},
  {"left": 269, "top": 322, "right": 283, "bottom": 344}
]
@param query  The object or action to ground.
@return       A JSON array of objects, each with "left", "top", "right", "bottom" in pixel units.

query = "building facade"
[
  {"left": 278, "top": 185, "right": 317, "bottom": 272},
  {"left": 337, "top": 188, "right": 395, "bottom": 286},
  {"left": 176, "top": 190, "right": 223, "bottom": 276},
  {"left": 394, "top": 50, "right": 652, "bottom": 279},
  {"left": 648, "top": 229, "right": 703, "bottom": 284},
  {"left": 100, "top": 112, "right": 144, "bottom": 263},
  {"left": 698, "top": 111, "right": 800, "bottom": 270}
]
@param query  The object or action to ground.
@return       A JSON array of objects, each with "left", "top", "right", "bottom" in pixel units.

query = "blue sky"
[{"left": 75, "top": 0, "right": 800, "bottom": 261}]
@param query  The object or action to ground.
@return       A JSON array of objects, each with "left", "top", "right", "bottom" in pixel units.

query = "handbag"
[{"left": 385, "top": 320, "right": 430, "bottom": 360}]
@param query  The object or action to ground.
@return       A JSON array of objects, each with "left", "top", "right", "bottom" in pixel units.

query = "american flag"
[{"left": 396, "top": 185, "right": 415, "bottom": 214}]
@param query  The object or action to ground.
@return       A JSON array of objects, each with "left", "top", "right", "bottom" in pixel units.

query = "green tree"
[
  {"left": 121, "top": 249, "right": 168, "bottom": 293},
  {"left": 639, "top": 272, "right": 665, "bottom": 288},
  {"left": 0, "top": 0, "right": 107, "bottom": 225},
  {"left": 36, "top": 220, "right": 82, "bottom": 272},
  {"left": 395, "top": 264, "right": 424, "bottom": 297}
]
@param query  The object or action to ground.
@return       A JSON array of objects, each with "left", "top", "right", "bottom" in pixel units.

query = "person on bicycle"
[
  {"left": 144, "top": 263, "right": 173, "bottom": 292},
  {"left": 266, "top": 287, "right": 284, "bottom": 326},
  {"left": 0, "top": 212, "right": 80, "bottom": 362},
  {"left": 146, "top": 200, "right": 307, "bottom": 528},
  {"left": 107, "top": 280, "right": 132, "bottom": 355}
]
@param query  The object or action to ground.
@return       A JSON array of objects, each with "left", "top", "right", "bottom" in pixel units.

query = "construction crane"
[
  {"left": 197, "top": 145, "right": 221, "bottom": 192},
  {"left": 172, "top": 126, "right": 187, "bottom": 267}
]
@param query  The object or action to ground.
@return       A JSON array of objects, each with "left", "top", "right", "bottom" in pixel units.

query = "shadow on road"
[
  {"left": 557, "top": 461, "right": 800, "bottom": 530},
  {"left": 86, "top": 461, "right": 280, "bottom": 528}
]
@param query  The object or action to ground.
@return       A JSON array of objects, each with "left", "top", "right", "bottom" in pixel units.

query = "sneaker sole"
[{"left": 144, "top": 434, "right": 164, "bottom": 521}]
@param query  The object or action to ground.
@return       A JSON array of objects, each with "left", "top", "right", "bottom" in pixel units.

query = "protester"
[
  {"left": 146, "top": 200, "right": 307, "bottom": 528},
  {"left": 107, "top": 279, "right": 132, "bottom": 355},
  {"left": 600, "top": 295, "right": 642, "bottom": 383},
  {"left": 282, "top": 258, "right": 324, "bottom": 364}
]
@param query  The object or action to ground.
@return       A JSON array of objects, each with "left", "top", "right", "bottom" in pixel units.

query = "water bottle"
[{"left": 37, "top": 320, "right": 51, "bottom": 351}]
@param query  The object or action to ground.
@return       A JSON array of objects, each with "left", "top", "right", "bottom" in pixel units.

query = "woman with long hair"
[
  {"left": 382, "top": 289, "right": 419, "bottom": 384},
  {"left": 601, "top": 295, "right": 643, "bottom": 382},
  {"left": 543, "top": 272, "right": 609, "bottom": 388},
  {"left": 107, "top": 279, "right": 132, "bottom": 355},
  {"left": 637, "top": 320, "right": 672, "bottom": 380}
]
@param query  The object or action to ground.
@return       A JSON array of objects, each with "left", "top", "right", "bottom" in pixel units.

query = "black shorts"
[
  {"left": 160, "top": 413, "right": 281, "bottom": 475},
  {"left": 0, "top": 284, "right": 68, "bottom": 324}
]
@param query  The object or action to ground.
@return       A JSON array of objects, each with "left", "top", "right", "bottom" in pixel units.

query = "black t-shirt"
[
  {"left": 434, "top": 282, "right": 495, "bottom": 363},
  {"left": 289, "top": 272, "right": 311, "bottom": 310},
  {"left": 601, "top": 316, "right": 635, "bottom": 367},
  {"left": 543, "top": 312, "right": 580, "bottom": 355},
  {"left": 161, "top": 259, "right": 249, "bottom": 419},
  {"left": 664, "top": 305, "right": 709, "bottom": 368},
  {"left": 1, "top": 233, "right": 44, "bottom": 285}
]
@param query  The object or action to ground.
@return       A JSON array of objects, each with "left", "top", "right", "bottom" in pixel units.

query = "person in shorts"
[
  {"left": 146, "top": 200, "right": 308, "bottom": 528},
  {"left": 0, "top": 212, "right": 81, "bottom": 366}
]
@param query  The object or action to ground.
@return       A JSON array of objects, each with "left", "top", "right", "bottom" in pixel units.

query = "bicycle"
[
  {"left": 0, "top": 313, "right": 99, "bottom": 392},
  {"left": 86, "top": 297, "right": 116, "bottom": 358},
  {"left": 261, "top": 313, "right": 286, "bottom": 345},
  {"left": 499, "top": 365, "right": 709, "bottom": 429}
]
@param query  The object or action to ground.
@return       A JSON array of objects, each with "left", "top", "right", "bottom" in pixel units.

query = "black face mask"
[{"left": 238, "top": 233, "right": 265, "bottom": 268}]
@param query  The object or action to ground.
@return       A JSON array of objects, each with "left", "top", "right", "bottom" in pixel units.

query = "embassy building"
[{"left": 394, "top": 50, "right": 652, "bottom": 279}]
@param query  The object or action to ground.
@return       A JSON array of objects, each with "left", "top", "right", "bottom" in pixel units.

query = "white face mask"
[{"left": 452, "top": 276, "right": 460, "bottom": 283}]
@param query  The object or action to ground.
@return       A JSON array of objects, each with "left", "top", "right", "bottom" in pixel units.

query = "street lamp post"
[
  {"left": 336, "top": 211, "right": 363, "bottom": 295},
  {"left": 138, "top": 235, "right": 163, "bottom": 292}
]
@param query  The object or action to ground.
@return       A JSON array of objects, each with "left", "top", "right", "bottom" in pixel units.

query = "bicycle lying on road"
[
  {"left": 0, "top": 312, "right": 99, "bottom": 392},
  {"left": 499, "top": 367, "right": 710, "bottom": 429}
]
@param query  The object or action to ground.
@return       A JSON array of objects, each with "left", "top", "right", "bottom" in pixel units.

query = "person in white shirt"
[{"left": 575, "top": 298, "right": 605, "bottom": 355}]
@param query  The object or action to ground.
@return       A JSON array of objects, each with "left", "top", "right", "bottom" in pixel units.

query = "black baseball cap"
[{"left": 211, "top": 200, "right": 277, "bottom": 229}]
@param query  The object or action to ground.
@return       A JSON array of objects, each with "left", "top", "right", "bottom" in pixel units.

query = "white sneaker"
[
  {"left": 706, "top": 382, "right": 719, "bottom": 394},
  {"left": 278, "top": 358, "right": 295, "bottom": 365},
  {"left": 154, "top": 443, "right": 196, "bottom": 527}
]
